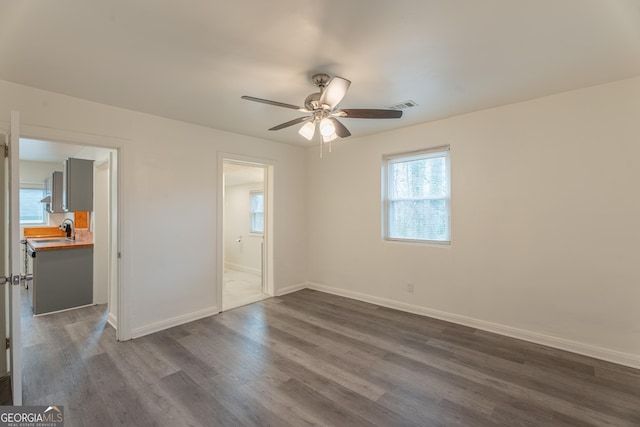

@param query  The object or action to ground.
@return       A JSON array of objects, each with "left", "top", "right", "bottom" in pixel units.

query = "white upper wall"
[
  {"left": 307, "top": 76, "right": 640, "bottom": 364},
  {"left": 1, "top": 79, "right": 308, "bottom": 336}
]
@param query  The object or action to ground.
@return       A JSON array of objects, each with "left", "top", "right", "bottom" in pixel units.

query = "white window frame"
[
  {"left": 249, "top": 190, "right": 264, "bottom": 235},
  {"left": 382, "top": 146, "right": 451, "bottom": 244},
  {"left": 19, "top": 183, "right": 47, "bottom": 225}
]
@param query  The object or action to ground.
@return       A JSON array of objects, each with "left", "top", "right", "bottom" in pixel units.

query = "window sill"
[{"left": 384, "top": 237, "right": 451, "bottom": 246}]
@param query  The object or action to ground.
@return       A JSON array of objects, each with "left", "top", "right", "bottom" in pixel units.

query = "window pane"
[
  {"left": 389, "top": 199, "right": 449, "bottom": 241},
  {"left": 390, "top": 156, "right": 448, "bottom": 199},
  {"left": 251, "top": 213, "right": 264, "bottom": 233},
  {"left": 251, "top": 193, "right": 264, "bottom": 212},
  {"left": 250, "top": 192, "right": 264, "bottom": 233},
  {"left": 20, "top": 188, "right": 45, "bottom": 224},
  {"left": 385, "top": 148, "right": 450, "bottom": 243}
]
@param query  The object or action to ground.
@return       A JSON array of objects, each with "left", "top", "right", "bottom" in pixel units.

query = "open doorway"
[
  {"left": 18, "top": 138, "right": 119, "bottom": 328},
  {"left": 222, "top": 161, "right": 270, "bottom": 310}
]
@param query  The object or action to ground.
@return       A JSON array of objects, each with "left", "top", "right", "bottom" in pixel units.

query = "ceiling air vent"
[{"left": 388, "top": 100, "right": 418, "bottom": 110}]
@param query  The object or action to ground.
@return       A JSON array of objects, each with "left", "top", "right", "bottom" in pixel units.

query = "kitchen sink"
[{"left": 32, "top": 238, "right": 74, "bottom": 243}]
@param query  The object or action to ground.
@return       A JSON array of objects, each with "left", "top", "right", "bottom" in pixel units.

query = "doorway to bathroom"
[{"left": 221, "top": 160, "right": 270, "bottom": 310}]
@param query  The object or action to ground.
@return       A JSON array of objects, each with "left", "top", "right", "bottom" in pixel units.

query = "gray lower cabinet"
[{"left": 31, "top": 246, "right": 93, "bottom": 315}]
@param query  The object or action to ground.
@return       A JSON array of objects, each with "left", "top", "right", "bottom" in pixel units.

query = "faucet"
[{"left": 60, "top": 218, "right": 75, "bottom": 240}]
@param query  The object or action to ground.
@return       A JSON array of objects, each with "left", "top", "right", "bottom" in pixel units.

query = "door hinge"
[
  {"left": 0, "top": 274, "right": 33, "bottom": 286},
  {"left": 3, "top": 144, "right": 7, "bottom": 158},
  {"left": 5, "top": 338, "right": 9, "bottom": 350}
]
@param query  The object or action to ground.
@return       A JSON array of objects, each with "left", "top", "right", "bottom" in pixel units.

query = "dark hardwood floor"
[
  {"left": 0, "top": 375, "right": 11, "bottom": 405},
  {"left": 21, "top": 288, "right": 640, "bottom": 426}
]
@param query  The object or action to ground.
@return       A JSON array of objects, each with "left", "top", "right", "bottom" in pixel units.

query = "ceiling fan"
[{"left": 241, "top": 73, "right": 402, "bottom": 146}]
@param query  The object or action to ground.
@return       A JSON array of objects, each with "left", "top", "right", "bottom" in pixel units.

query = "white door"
[{"left": 1, "top": 111, "right": 24, "bottom": 405}]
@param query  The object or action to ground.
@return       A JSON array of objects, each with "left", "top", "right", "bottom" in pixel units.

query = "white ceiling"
[
  {"left": 224, "top": 163, "right": 264, "bottom": 187},
  {"left": 1, "top": 1, "right": 639, "bottom": 146},
  {"left": 19, "top": 139, "right": 82, "bottom": 163}
]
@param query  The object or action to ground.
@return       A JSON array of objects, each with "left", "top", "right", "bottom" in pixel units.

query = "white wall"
[
  {"left": 108, "top": 152, "right": 119, "bottom": 328},
  {"left": 93, "top": 161, "right": 109, "bottom": 305},
  {"left": 1, "top": 79, "right": 308, "bottom": 338},
  {"left": 224, "top": 182, "right": 264, "bottom": 274},
  {"left": 307, "top": 76, "right": 640, "bottom": 367}
]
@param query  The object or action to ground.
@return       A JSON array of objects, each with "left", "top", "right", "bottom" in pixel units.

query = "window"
[
  {"left": 383, "top": 146, "right": 450, "bottom": 243},
  {"left": 20, "top": 187, "right": 46, "bottom": 224},
  {"left": 250, "top": 191, "right": 264, "bottom": 234}
]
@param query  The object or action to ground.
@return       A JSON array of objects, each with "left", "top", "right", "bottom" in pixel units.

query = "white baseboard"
[
  {"left": 275, "top": 282, "right": 308, "bottom": 296},
  {"left": 131, "top": 306, "right": 220, "bottom": 339},
  {"left": 306, "top": 282, "right": 640, "bottom": 370},
  {"left": 225, "top": 262, "right": 261, "bottom": 276},
  {"left": 107, "top": 312, "right": 117, "bottom": 330}
]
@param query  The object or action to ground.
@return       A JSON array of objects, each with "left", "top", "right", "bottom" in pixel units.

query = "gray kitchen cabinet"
[
  {"left": 31, "top": 246, "right": 93, "bottom": 315},
  {"left": 63, "top": 158, "right": 94, "bottom": 211},
  {"left": 43, "top": 171, "right": 64, "bottom": 213}
]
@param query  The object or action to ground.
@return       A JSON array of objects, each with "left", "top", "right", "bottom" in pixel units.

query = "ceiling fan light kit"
[
  {"left": 319, "top": 117, "right": 335, "bottom": 137},
  {"left": 241, "top": 73, "right": 403, "bottom": 156},
  {"left": 298, "top": 121, "right": 316, "bottom": 140},
  {"left": 322, "top": 133, "right": 338, "bottom": 143}
]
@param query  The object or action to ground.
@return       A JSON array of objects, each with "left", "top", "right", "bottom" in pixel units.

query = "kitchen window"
[
  {"left": 20, "top": 187, "right": 46, "bottom": 224},
  {"left": 383, "top": 146, "right": 450, "bottom": 243},
  {"left": 250, "top": 191, "right": 264, "bottom": 234}
]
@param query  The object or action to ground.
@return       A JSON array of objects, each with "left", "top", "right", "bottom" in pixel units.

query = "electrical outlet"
[{"left": 407, "top": 282, "right": 414, "bottom": 293}]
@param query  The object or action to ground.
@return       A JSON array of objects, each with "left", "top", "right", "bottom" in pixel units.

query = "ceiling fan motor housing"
[
  {"left": 304, "top": 92, "right": 322, "bottom": 111},
  {"left": 305, "top": 73, "right": 333, "bottom": 110},
  {"left": 311, "top": 73, "right": 330, "bottom": 87}
]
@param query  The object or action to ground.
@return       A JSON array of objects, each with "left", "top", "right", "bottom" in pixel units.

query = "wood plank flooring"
[{"left": 22, "top": 288, "right": 640, "bottom": 426}]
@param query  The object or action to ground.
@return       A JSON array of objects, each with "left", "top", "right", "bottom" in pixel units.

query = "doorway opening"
[
  {"left": 2, "top": 118, "right": 124, "bottom": 405},
  {"left": 17, "top": 137, "right": 119, "bottom": 329},
  {"left": 221, "top": 160, "right": 272, "bottom": 310}
]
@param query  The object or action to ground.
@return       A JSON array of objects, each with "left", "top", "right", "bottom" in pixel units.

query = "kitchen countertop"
[{"left": 27, "top": 236, "right": 94, "bottom": 251}]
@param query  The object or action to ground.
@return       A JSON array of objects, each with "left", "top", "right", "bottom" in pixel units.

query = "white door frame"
[
  {"left": 216, "top": 152, "right": 275, "bottom": 311},
  {"left": 0, "top": 129, "right": 9, "bottom": 381},
  {"left": 6, "top": 111, "right": 23, "bottom": 404},
  {"left": 17, "top": 124, "right": 130, "bottom": 341},
  {"left": 0, "top": 113, "right": 29, "bottom": 403}
]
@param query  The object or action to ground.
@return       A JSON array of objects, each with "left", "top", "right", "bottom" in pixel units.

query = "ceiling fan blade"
[
  {"left": 329, "top": 117, "right": 351, "bottom": 138},
  {"left": 319, "top": 76, "right": 351, "bottom": 109},
  {"left": 241, "top": 95, "right": 305, "bottom": 111},
  {"left": 336, "top": 109, "right": 403, "bottom": 119},
  {"left": 269, "top": 116, "right": 311, "bottom": 131}
]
